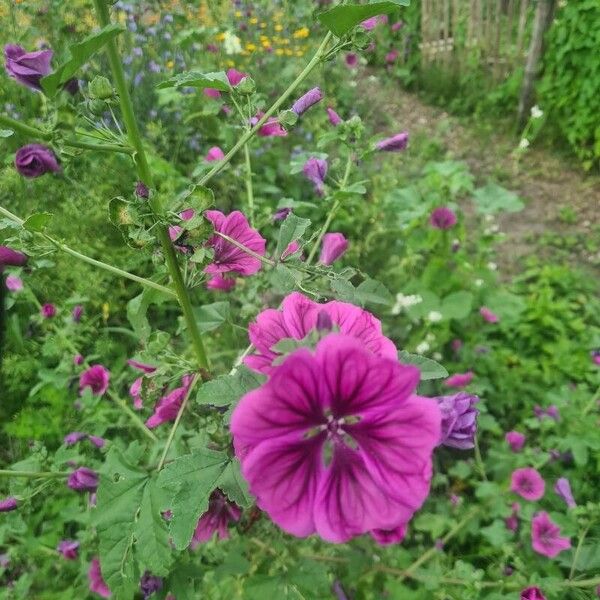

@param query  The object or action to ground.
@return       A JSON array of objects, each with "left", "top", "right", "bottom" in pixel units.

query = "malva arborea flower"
[
  {"left": 251, "top": 111, "right": 288, "bottom": 137},
  {"left": 245, "top": 292, "right": 397, "bottom": 374},
  {"left": 206, "top": 274, "right": 236, "bottom": 291},
  {"left": 146, "top": 375, "right": 192, "bottom": 429},
  {"left": 72, "top": 304, "right": 83, "bottom": 322},
  {"left": 130, "top": 377, "right": 143, "bottom": 410},
  {"left": 204, "top": 210, "right": 266, "bottom": 277},
  {"left": 531, "top": 511, "right": 571, "bottom": 558},
  {"left": 205, "top": 146, "right": 225, "bottom": 162},
  {"left": 521, "top": 587, "right": 547, "bottom": 600},
  {"left": 376, "top": 132, "right": 409, "bottom": 152},
  {"left": 435, "top": 392, "right": 479, "bottom": 449},
  {"left": 385, "top": 49, "right": 399, "bottom": 64},
  {"left": 41, "top": 303, "right": 56, "bottom": 318},
  {"left": 0, "top": 245, "right": 28, "bottom": 268},
  {"left": 5, "top": 274, "right": 23, "bottom": 292},
  {"left": 232, "top": 334, "right": 441, "bottom": 543},
  {"left": 345, "top": 53, "right": 358, "bottom": 68},
  {"left": 510, "top": 467, "right": 545, "bottom": 501},
  {"left": 0, "top": 497, "right": 18, "bottom": 512},
  {"left": 320, "top": 232, "right": 348, "bottom": 265},
  {"left": 4, "top": 44, "right": 53, "bottom": 91},
  {"left": 505, "top": 502, "right": 520, "bottom": 532},
  {"left": 203, "top": 87, "right": 221, "bottom": 99},
  {"left": 79, "top": 364, "right": 110, "bottom": 396},
  {"left": 361, "top": 16, "right": 379, "bottom": 30},
  {"left": 430, "top": 206, "right": 457, "bottom": 229},
  {"left": 281, "top": 240, "right": 301, "bottom": 261},
  {"left": 554, "top": 477, "right": 576, "bottom": 509},
  {"left": 226, "top": 67, "right": 248, "bottom": 86},
  {"left": 505, "top": 431, "right": 526, "bottom": 452},
  {"left": 480, "top": 306, "right": 499, "bottom": 323},
  {"left": 303, "top": 157, "right": 328, "bottom": 196},
  {"left": 57, "top": 540, "right": 79, "bottom": 560},
  {"left": 392, "top": 21, "right": 404, "bottom": 32},
  {"left": 64, "top": 431, "right": 86, "bottom": 446},
  {"left": 15, "top": 144, "right": 61, "bottom": 178},
  {"left": 127, "top": 359, "right": 157, "bottom": 374},
  {"left": 68, "top": 467, "right": 99, "bottom": 492},
  {"left": 327, "top": 107, "right": 342, "bottom": 126},
  {"left": 168, "top": 208, "right": 196, "bottom": 242},
  {"left": 190, "top": 490, "right": 242, "bottom": 548},
  {"left": 89, "top": 557, "right": 111, "bottom": 598},
  {"left": 444, "top": 371, "right": 474, "bottom": 388},
  {"left": 291, "top": 87, "right": 323, "bottom": 116}
]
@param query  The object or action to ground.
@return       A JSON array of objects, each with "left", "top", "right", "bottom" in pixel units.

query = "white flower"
[
  {"left": 425, "top": 333, "right": 436, "bottom": 342},
  {"left": 531, "top": 105, "right": 543, "bottom": 119},
  {"left": 223, "top": 31, "right": 242, "bottom": 54},
  {"left": 487, "top": 261, "right": 498, "bottom": 271},
  {"left": 484, "top": 214, "right": 494, "bottom": 223},
  {"left": 391, "top": 293, "right": 423, "bottom": 315},
  {"left": 475, "top": 278, "right": 484, "bottom": 287},
  {"left": 415, "top": 341, "right": 430, "bottom": 354},
  {"left": 519, "top": 138, "right": 530, "bottom": 150},
  {"left": 427, "top": 310, "right": 443, "bottom": 323},
  {"left": 433, "top": 352, "right": 442, "bottom": 361}
]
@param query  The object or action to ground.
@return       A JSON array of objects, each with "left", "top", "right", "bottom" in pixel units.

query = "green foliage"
[{"left": 318, "top": 1, "right": 410, "bottom": 37}]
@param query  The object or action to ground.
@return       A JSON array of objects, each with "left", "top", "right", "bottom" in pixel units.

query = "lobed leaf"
[{"left": 318, "top": 1, "right": 410, "bottom": 37}]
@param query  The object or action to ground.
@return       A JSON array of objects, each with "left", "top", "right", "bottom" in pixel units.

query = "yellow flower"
[
  {"left": 249, "top": 17, "right": 258, "bottom": 24},
  {"left": 261, "top": 40, "right": 271, "bottom": 48},
  {"left": 102, "top": 303, "right": 110, "bottom": 323},
  {"left": 235, "top": 10, "right": 242, "bottom": 17},
  {"left": 296, "top": 50, "right": 304, "bottom": 57},
  {"left": 227, "top": 59, "right": 235, "bottom": 67},
  {"left": 260, "top": 22, "right": 266, "bottom": 28},
  {"left": 293, "top": 27, "right": 310, "bottom": 39},
  {"left": 274, "top": 24, "right": 283, "bottom": 32},
  {"left": 285, "top": 49, "right": 293, "bottom": 56},
  {"left": 246, "top": 43, "right": 257, "bottom": 52},
  {"left": 275, "top": 49, "right": 284, "bottom": 56},
  {"left": 215, "top": 32, "right": 226, "bottom": 42},
  {"left": 166, "top": 60, "right": 174, "bottom": 69}
]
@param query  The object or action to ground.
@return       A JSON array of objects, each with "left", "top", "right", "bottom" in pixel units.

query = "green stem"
[
  {"left": 243, "top": 144, "right": 255, "bottom": 226},
  {"left": 569, "top": 524, "right": 590, "bottom": 579},
  {"left": 214, "top": 231, "right": 275, "bottom": 266},
  {"left": 197, "top": 32, "right": 333, "bottom": 187},
  {"left": 562, "top": 576, "right": 600, "bottom": 588},
  {"left": 582, "top": 383, "right": 600, "bottom": 416},
  {"left": 107, "top": 390, "right": 158, "bottom": 443},
  {"left": 306, "top": 152, "right": 353, "bottom": 265},
  {"left": 156, "top": 373, "right": 201, "bottom": 471},
  {"left": 0, "top": 114, "right": 51, "bottom": 140},
  {"left": 473, "top": 433, "right": 488, "bottom": 481},
  {"left": 0, "top": 470, "right": 69, "bottom": 479},
  {"left": 92, "top": 0, "right": 209, "bottom": 372},
  {"left": 0, "top": 205, "right": 175, "bottom": 297}
]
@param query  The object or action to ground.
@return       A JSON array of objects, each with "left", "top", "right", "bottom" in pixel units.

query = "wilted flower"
[
  {"left": 435, "top": 392, "right": 479, "bottom": 449},
  {"left": 72, "top": 305, "right": 84, "bottom": 322},
  {"left": 190, "top": 490, "right": 241, "bottom": 548},
  {"left": 505, "top": 502, "right": 520, "bottom": 532},
  {"left": 57, "top": 540, "right": 79, "bottom": 560},
  {"left": 231, "top": 334, "right": 441, "bottom": 542},
  {"left": 140, "top": 572, "right": 163, "bottom": 599},
  {"left": 521, "top": 587, "right": 546, "bottom": 600},
  {"left": 245, "top": 292, "right": 397, "bottom": 374},
  {"left": 444, "top": 371, "right": 474, "bottom": 388},
  {"left": 554, "top": 478, "right": 576, "bottom": 509},
  {"left": 510, "top": 467, "right": 545, "bottom": 501},
  {"left": 430, "top": 207, "right": 457, "bottom": 229},
  {"left": 273, "top": 207, "right": 292, "bottom": 221},
  {"left": 0, "top": 245, "right": 28, "bottom": 269},
  {"left": 68, "top": 467, "right": 99, "bottom": 492},
  {"left": 206, "top": 274, "right": 236, "bottom": 291},
  {"left": 326, "top": 107, "right": 342, "bottom": 126},
  {"left": 204, "top": 210, "right": 266, "bottom": 277},
  {"left": 15, "top": 144, "right": 60, "bottom": 178},
  {"left": 88, "top": 557, "right": 111, "bottom": 598},
  {"left": 205, "top": 146, "right": 225, "bottom": 162},
  {"left": 0, "top": 497, "right": 18, "bottom": 512},
  {"left": 376, "top": 132, "right": 409, "bottom": 152},
  {"left": 319, "top": 232, "right": 348, "bottom": 265},
  {"left": 531, "top": 511, "right": 571, "bottom": 558},
  {"left": 135, "top": 181, "right": 149, "bottom": 199},
  {"left": 303, "top": 157, "right": 328, "bottom": 196},
  {"left": 41, "top": 303, "right": 56, "bottom": 318},
  {"left": 505, "top": 431, "right": 526, "bottom": 452},
  {"left": 79, "top": 364, "right": 110, "bottom": 396},
  {"left": 480, "top": 306, "right": 499, "bottom": 323},
  {"left": 5, "top": 274, "right": 23, "bottom": 292},
  {"left": 291, "top": 87, "right": 323, "bottom": 116},
  {"left": 4, "top": 44, "right": 53, "bottom": 91}
]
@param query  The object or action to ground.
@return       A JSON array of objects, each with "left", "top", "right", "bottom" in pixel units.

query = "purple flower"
[
  {"left": 64, "top": 431, "right": 86, "bottom": 446},
  {"left": 0, "top": 497, "right": 18, "bottom": 512},
  {"left": 370, "top": 524, "right": 407, "bottom": 546},
  {"left": 510, "top": 467, "right": 545, "bottom": 501},
  {"left": 5, "top": 274, "right": 23, "bottom": 292},
  {"left": 444, "top": 371, "right": 474, "bottom": 388},
  {"left": 204, "top": 210, "right": 266, "bottom": 277},
  {"left": 63, "top": 77, "right": 79, "bottom": 95},
  {"left": 140, "top": 572, "right": 162, "bottom": 599},
  {"left": 15, "top": 144, "right": 60, "bottom": 178},
  {"left": 273, "top": 207, "right": 292, "bottom": 221},
  {"left": 226, "top": 68, "right": 248, "bottom": 86},
  {"left": 57, "top": 540, "right": 79, "bottom": 560},
  {"left": 88, "top": 557, "right": 111, "bottom": 598},
  {"left": 554, "top": 478, "right": 576, "bottom": 509},
  {"left": 303, "top": 157, "right": 328, "bottom": 196},
  {"left": 531, "top": 511, "right": 571, "bottom": 558},
  {"left": 79, "top": 364, "right": 110, "bottom": 396},
  {"left": 0, "top": 245, "right": 28, "bottom": 269},
  {"left": 505, "top": 431, "right": 526, "bottom": 452},
  {"left": 41, "top": 303, "right": 57, "bottom": 318},
  {"left": 376, "top": 132, "right": 409, "bottom": 152},
  {"left": 68, "top": 467, "right": 99, "bottom": 492},
  {"left": 4, "top": 44, "right": 53, "bottom": 91},
  {"left": 291, "top": 87, "right": 323, "bottom": 116},
  {"left": 546, "top": 405, "right": 560, "bottom": 420},
  {"left": 385, "top": 49, "right": 399, "bottom": 64},
  {"left": 326, "top": 107, "right": 342, "bottom": 126},
  {"left": 281, "top": 241, "right": 301, "bottom": 261},
  {"left": 127, "top": 359, "right": 157, "bottom": 374},
  {"left": 135, "top": 181, "right": 150, "bottom": 199},
  {"left": 430, "top": 207, "right": 457, "bottom": 229},
  {"left": 435, "top": 392, "right": 479, "bottom": 449},
  {"left": 319, "top": 232, "right": 348, "bottom": 265},
  {"left": 245, "top": 292, "right": 397, "bottom": 375},
  {"left": 206, "top": 274, "right": 236, "bottom": 292},
  {"left": 592, "top": 350, "right": 600, "bottom": 366},
  {"left": 146, "top": 375, "right": 191, "bottom": 429},
  {"left": 521, "top": 588, "right": 546, "bottom": 600},
  {"left": 129, "top": 377, "right": 143, "bottom": 410},
  {"left": 480, "top": 306, "right": 499, "bottom": 323},
  {"left": 392, "top": 21, "right": 404, "bottom": 32},
  {"left": 190, "top": 490, "right": 242, "bottom": 548},
  {"left": 361, "top": 17, "right": 379, "bottom": 31},
  {"left": 205, "top": 146, "right": 225, "bottom": 162},
  {"left": 231, "top": 334, "right": 441, "bottom": 543},
  {"left": 345, "top": 53, "right": 358, "bottom": 68},
  {"left": 89, "top": 435, "right": 106, "bottom": 449},
  {"left": 251, "top": 111, "right": 288, "bottom": 137},
  {"left": 203, "top": 87, "right": 221, "bottom": 99},
  {"left": 73, "top": 354, "right": 84, "bottom": 366},
  {"left": 72, "top": 304, "right": 84, "bottom": 322}
]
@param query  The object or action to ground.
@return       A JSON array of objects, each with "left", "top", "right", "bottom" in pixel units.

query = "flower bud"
[{"left": 89, "top": 75, "right": 114, "bottom": 100}]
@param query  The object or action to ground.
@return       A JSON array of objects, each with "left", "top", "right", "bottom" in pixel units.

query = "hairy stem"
[
  {"left": 243, "top": 144, "right": 255, "bottom": 226},
  {"left": 107, "top": 390, "right": 158, "bottom": 443}
]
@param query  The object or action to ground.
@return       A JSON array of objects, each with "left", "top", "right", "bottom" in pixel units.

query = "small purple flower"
[
  {"left": 531, "top": 511, "right": 571, "bottom": 558},
  {"left": 72, "top": 305, "right": 84, "bottom": 322},
  {"left": 345, "top": 53, "right": 358, "bottom": 68},
  {"left": 444, "top": 371, "right": 474, "bottom": 388},
  {"left": 135, "top": 181, "right": 150, "bottom": 199},
  {"left": 57, "top": 540, "right": 79, "bottom": 560},
  {"left": 140, "top": 572, "right": 163, "bottom": 599},
  {"left": 15, "top": 144, "right": 60, "bottom": 178},
  {"left": 554, "top": 478, "right": 576, "bottom": 509},
  {"left": 63, "top": 78, "right": 79, "bottom": 95},
  {"left": 206, "top": 146, "right": 225, "bottom": 162},
  {"left": 480, "top": 306, "right": 499, "bottom": 323},
  {"left": 327, "top": 107, "right": 342, "bottom": 126},
  {"left": 291, "top": 87, "right": 323, "bottom": 116},
  {"left": 510, "top": 467, "right": 545, "bottom": 501},
  {"left": 73, "top": 354, "right": 84, "bottom": 366},
  {"left": 0, "top": 497, "right": 18, "bottom": 512},
  {"left": 521, "top": 588, "right": 546, "bottom": 600},
  {"left": 505, "top": 431, "right": 526, "bottom": 452},
  {"left": 127, "top": 359, "right": 157, "bottom": 374},
  {"left": 41, "top": 303, "right": 56, "bottom": 318},
  {"left": 4, "top": 44, "right": 53, "bottom": 91},
  {"left": 190, "top": 490, "right": 241, "bottom": 548},
  {"left": 546, "top": 405, "right": 560, "bottom": 420},
  {"left": 79, "top": 364, "right": 110, "bottom": 396},
  {"left": 226, "top": 68, "right": 248, "bottom": 86},
  {"left": 385, "top": 49, "right": 399, "bottom": 64},
  {"left": 361, "top": 16, "right": 379, "bottom": 31},
  {"left": 89, "top": 435, "right": 106, "bottom": 449},
  {"left": 435, "top": 392, "right": 479, "bottom": 449},
  {"left": 430, "top": 207, "right": 457, "bottom": 229},
  {"left": 592, "top": 350, "right": 600, "bottom": 366},
  {"left": 68, "top": 467, "right": 99, "bottom": 492},
  {"left": 392, "top": 21, "right": 404, "bottom": 32},
  {"left": 303, "top": 157, "right": 328, "bottom": 196},
  {"left": 64, "top": 431, "right": 86, "bottom": 446},
  {"left": 273, "top": 207, "right": 292, "bottom": 222},
  {"left": 319, "top": 232, "right": 348, "bottom": 265},
  {"left": 0, "top": 245, "right": 27, "bottom": 269},
  {"left": 376, "top": 132, "right": 409, "bottom": 152},
  {"left": 88, "top": 557, "right": 111, "bottom": 598},
  {"left": 5, "top": 274, "right": 23, "bottom": 292}
]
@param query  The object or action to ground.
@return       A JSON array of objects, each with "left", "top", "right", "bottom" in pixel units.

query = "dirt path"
[{"left": 357, "top": 74, "right": 600, "bottom": 274}]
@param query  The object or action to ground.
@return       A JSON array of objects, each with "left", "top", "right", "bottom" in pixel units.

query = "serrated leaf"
[
  {"left": 355, "top": 278, "right": 393, "bottom": 305},
  {"left": 195, "top": 366, "right": 265, "bottom": 408},
  {"left": 218, "top": 460, "right": 254, "bottom": 508},
  {"left": 318, "top": 1, "right": 410, "bottom": 37},
  {"left": 472, "top": 183, "right": 524, "bottom": 214},
  {"left": 157, "top": 70, "right": 230, "bottom": 91},
  {"left": 193, "top": 301, "right": 230, "bottom": 333},
  {"left": 22, "top": 212, "right": 53, "bottom": 232},
  {"left": 398, "top": 351, "right": 449, "bottom": 380},
  {"left": 275, "top": 213, "right": 311, "bottom": 257},
  {"left": 41, "top": 24, "right": 124, "bottom": 96},
  {"left": 269, "top": 264, "right": 303, "bottom": 293},
  {"left": 127, "top": 288, "right": 170, "bottom": 341}
]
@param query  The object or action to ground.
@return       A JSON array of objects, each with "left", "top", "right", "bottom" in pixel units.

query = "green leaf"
[
  {"left": 398, "top": 351, "right": 449, "bottom": 380},
  {"left": 127, "top": 288, "right": 170, "bottom": 341},
  {"left": 318, "top": 1, "right": 410, "bottom": 37},
  {"left": 218, "top": 459, "right": 254, "bottom": 508},
  {"left": 472, "top": 183, "right": 524, "bottom": 214},
  {"left": 157, "top": 70, "right": 231, "bottom": 91},
  {"left": 41, "top": 24, "right": 125, "bottom": 97},
  {"left": 441, "top": 291, "right": 473, "bottom": 320},
  {"left": 194, "top": 301, "right": 230, "bottom": 333},
  {"left": 0, "top": 129, "right": 14, "bottom": 137},
  {"left": 484, "top": 290, "right": 526, "bottom": 323},
  {"left": 196, "top": 366, "right": 265, "bottom": 409},
  {"left": 275, "top": 213, "right": 310, "bottom": 257},
  {"left": 355, "top": 278, "right": 393, "bottom": 305},
  {"left": 269, "top": 264, "right": 304, "bottom": 293},
  {"left": 481, "top": 519, "right": 512, "bottom": 547},
  {"left": 22, "top": 212, "right": 53, "bottom": 233}
]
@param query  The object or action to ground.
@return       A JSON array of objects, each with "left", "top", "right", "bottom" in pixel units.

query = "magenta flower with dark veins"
[
  {"left": 4, "top": 44, "right": 53, "bottom": 91},
  {"left": 520, "top": 587, "right": 546, "bottom": 600},
  {"left": 189, "top": 490, "right": 242, "bottom": 548},
  {"left": 435, "top": 392, "right": 479, "bottom": 449},
  {"left": 327, "top": 107, "right": 342, "bottom": 126},
  {"left": 232, "top": 334, "right": 441, "bottom": 543},
  {"left": 88, "top": 557, "right": 111, "bottom": 598},
  {"left": 15, "top": 144, "right": 60, "bottom": 178},
  {"left": 320, "top": 232, "right": 348, "bottom": 265},
  {"left": 0, "top": 497, "right": 18, "bottom": 512},
  {"left": 245, "top": 292, "right": 397, "bottom": 375},
  {"left": 531, "top": 511, "right": 571, "bottom": 558},
  {"left": 57, "top": 540, "right": 79, "bottom": 560},
  {"left": 68, "top": 467, "right": 99, "bottom": 492},
  {"left": 204, "top": 210, "right": 266, "bottom": 277},
  {"left": 291, "top": 87, "right": 323, "bottom": 116},
  {"left": 0, "top": 245, "right": 27, "bottom": 269},
  {"left": 554, "top": 477, "right": 576, "bottom": 509},
  {"left": 376, "top": 131, "right": 409, "bottom": 152},
  {"left": 79, "top": 364, "right": 110, "bottom": 396},
  {"left": 430, "top": 206, "right": 457, "bottom": 229},
  {"left": 303, "top": 157, "right": 328, "bottom": 196},
  {"left": 510, "top": 467, "right": 545, "bottom": 501}
]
